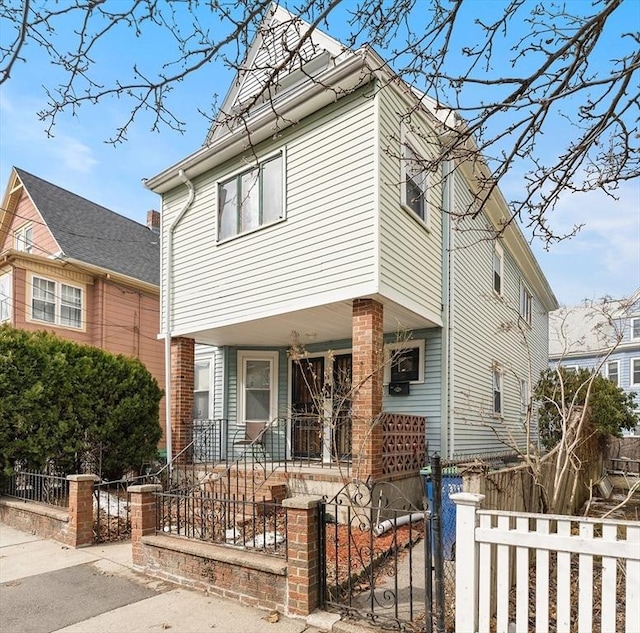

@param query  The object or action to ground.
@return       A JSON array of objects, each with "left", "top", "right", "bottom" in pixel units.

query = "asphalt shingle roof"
[{"left": 15, "top": 168, "right": 159, "bottom": 286}]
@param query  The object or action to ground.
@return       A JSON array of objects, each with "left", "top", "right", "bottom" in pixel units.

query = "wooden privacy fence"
[{"left": 452, "top": 493, "right": 640, "bottom": 633}]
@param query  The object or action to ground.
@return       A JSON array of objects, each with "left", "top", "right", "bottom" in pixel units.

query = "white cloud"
[{"left": 48, "top": 134, "right": 98, "bottom": 174}]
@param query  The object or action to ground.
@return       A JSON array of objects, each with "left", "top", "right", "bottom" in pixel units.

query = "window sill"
[
  {"left": 216, "top": 216, "right": 286, "bottom": 245},
  {"left": 400, "top": 204, "right": 431, "bottom": 233}
]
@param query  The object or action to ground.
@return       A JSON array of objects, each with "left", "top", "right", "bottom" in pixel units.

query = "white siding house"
[{"left": 146, "top": 4, "right": 557, "bottom": 473}]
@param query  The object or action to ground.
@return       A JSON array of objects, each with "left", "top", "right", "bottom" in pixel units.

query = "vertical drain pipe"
[{"left": 164, "top": 170, "right": 196, "bottom": 475}]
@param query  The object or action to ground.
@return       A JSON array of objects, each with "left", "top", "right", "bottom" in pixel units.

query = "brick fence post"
[
  {"left": 282, "top": 495, "right": 323, "bottom": 616},
  {"left": 129, "top": 484, "right": 162, "bottom": 567},
  {"left": 67, "top": 474, "right": 98, "bottom": 547}
]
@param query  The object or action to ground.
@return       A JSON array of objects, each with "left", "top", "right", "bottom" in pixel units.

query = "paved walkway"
[{"left": 0, "top": 524, "right": 357, "bottom": 633}]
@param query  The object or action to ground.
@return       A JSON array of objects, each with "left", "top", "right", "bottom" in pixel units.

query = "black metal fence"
[
  {"left": 1, "top": 469, "right": 69, "bottom": 508},
  {"left": 156, "top": 490, "right": 288, "bottom": 556}
]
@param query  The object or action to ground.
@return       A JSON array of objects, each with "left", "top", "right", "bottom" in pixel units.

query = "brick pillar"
[
  {"left": 129, "top": 484, "right": 162, "bottom": 567},
  {"left": 67, "top": 474, "right": 98, "bottom": 548},
  {"left": 282, "top": 495, "right": 322, "bottom": 616},
  {"left": 352, "top": 298, "right": 384, "bottom": 482},
  {"left": 171, "top": 336, "right": 195, "bottom": 462}
]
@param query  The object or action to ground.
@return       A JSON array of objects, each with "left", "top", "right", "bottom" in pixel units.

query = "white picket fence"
[{"left": 452, "top": 493, "right": 640, "bottom": 633}]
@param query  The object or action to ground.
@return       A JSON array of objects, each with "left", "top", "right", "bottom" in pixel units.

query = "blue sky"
[{"left": 1, "top": 1, "right": 638, "bottom": 307}]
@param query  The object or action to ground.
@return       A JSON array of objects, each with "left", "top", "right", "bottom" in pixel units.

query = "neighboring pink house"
[{"left": 0, "top": 167, "right": 166, "bottom": 450}]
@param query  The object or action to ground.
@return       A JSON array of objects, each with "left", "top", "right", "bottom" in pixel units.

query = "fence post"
[
  {"left": 450, "top": 492, "right": 484, "bottom": 633},
  {"left": 282, "top": 494, "right": 323, "bottom": 616},
  {"left": 67, "top": 474, "right": 99, "bottom": 548},
  {"left": 129, "top": 484, "right": 162, "bottom": 567}
]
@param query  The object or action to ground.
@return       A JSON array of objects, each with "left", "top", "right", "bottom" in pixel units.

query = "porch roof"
[{"left": 183, "top": 296, "right": 441, "bottom": 347}]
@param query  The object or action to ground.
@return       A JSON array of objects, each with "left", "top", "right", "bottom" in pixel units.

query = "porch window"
[
  {"left": 218, "top": 151, "right": 284, "bottom": 241},
  {"left": 31, "top": 275, "right": 83, "bottom": 329},
  {"left": 238, "top": 351, "right": 278, "bottom": 425},
  {"left": 401, "top": 142, "right": 428, "bottom": 223},
  {"left": 14, "top": 224, "right": 33, "bottom": 253},
  {"left": 193, "top": 360, "right": 211, "bottom": 418},
  {"left": 0, "top": 271, "right": 11, "bottom": 322},
  {"left": 384, "top": 340, "right": 425, "bottom": 384},
  {"left": 492, "top": 365, "right": 502, "bottom": 415},
  {"left": 606, "top": 360, "right": 619, "bottom": 386}
]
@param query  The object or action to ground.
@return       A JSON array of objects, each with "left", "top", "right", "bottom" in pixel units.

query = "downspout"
[
  {"left": 441, "top": 159, "right": 455, "bottom": 459},
  {"left": 164, "top": 169, "right": 196, "bottom": 471}
]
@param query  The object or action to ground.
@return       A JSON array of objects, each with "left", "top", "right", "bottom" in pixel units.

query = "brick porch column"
[
  {"left": 282, "top": 495, "right": 322, "bottom": 616},
  {"left": 171, "top": 336, "right": 195, "bottom": 463},
  {"left": 67, "top": 474, "right": 98, "bottom": 547},
  {"left": 352, "top": 298, "right": 384, "bottom": 482},
  {"left": 129, "top": 484, "right": 162, "bottom": 567}
]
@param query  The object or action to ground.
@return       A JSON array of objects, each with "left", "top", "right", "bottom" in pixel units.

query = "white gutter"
[{"left": 163, "top": 170, "right": 195, "bottom": 470}]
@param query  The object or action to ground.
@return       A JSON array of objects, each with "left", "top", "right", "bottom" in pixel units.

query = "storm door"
[
  {"left": 291, "top": 356, "right": 325, "bottom": 458},
  {"left": 331, "top": 353, "right": 352, "bottom": 460}
]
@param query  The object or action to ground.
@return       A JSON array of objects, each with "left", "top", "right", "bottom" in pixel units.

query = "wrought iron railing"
[
  {"left": 1, "top": 469, "right": 69, "bottom": 508},
  {"left": 156, "top": 490, "right": 287, "bottom": 557}
]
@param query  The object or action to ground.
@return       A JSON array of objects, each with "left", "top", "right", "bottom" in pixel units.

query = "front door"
[{"left": 292, "top": 356, "right": 325, "bottom": 458}]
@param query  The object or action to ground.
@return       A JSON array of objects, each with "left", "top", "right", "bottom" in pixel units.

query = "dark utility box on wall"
[{"left": 388, "top": 382, "right": 410, "bottom": 396}]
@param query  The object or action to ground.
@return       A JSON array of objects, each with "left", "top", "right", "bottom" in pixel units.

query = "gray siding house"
[{"left": 146, "top": 5, "right": 557, "bottom": 485}]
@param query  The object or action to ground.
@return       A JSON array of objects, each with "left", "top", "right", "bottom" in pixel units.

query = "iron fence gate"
[{"left": 319, "top": 456, "right": 457, "bottom": 633}]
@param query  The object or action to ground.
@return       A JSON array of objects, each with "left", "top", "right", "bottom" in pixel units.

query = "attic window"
[
  {"left": 217, "top": 151, "right": 285, "bottom": 242},
  {"left": 14, "top": 224, "right": 33, "bottom": 253}
]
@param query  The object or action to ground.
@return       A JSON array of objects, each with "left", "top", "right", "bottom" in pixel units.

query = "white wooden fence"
[{"left": 452, "top": 492, "right": 640, "bottom": 633}]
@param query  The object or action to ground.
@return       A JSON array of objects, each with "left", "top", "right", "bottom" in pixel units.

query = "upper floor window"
[
  {"left": 632, "top": 317, "right": 640, "bottom": 340},
  {"left": 31, "top": 275, "right": 83, "bottom": 329},
  {"left": 492, "top": 365, "right": 503, "bottom": 415},
  {"left": 519, "top": 283, "right": 532, "bottom": 325},
  {"left": 0, "top": 271, "right": 11, "bottom": 322},
  {"left": 632, "top": 358, "right": 640, "bottom": 387},
  {"left": 14, "top": 224, "right": 33, "bottom": 253},
  {"left": 401, "top": 143, "right": 428, "bottom": 223},
  {"left": 218, "top": 152, "right": 284, "bottom": 242},
  {"left": 606, "top": 360, "right": 619, "bottom": 386},
  {"left": 493, "top": 243, "right": 504, "bottom": 295}
]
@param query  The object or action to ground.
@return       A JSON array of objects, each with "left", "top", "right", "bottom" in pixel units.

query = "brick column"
[
  {"left": 282, "top": 495, "right": 322, "bottom": 616},
  {"left": 171, "top": 336, "right": 195, "bottom": 462},
  {"left": 129, "top": 484, "right": 162, "bottom": 567},
  {"left": 352, "top": 298, "right": 384, "bottom": 482},
  {"left": 67, "top": 474, "right": 98, "bottom": 547}
]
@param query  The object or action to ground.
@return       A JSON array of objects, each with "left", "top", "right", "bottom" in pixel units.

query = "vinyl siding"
[
  {"left": 162, "top": 89, "right": 377, "bottom": 334},
  {"left": 377, "top": 87, "right": 443, "bottom": 320},
  {"left": 449, "top": 171, "right": 548, "bottom": 457}
]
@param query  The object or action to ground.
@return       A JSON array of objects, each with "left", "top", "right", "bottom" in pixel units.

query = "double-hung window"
[
  {"left": 238, "top": 351, "right": 278, "bottom": 426},
  {"left": 632, "top": 317, "right": 640, "bottom": 340},
  {"left": 31, "top": 275, "right": 83, "bottom": 329},
  {"left": 606, "top": 360, "right": 619, "bottom": 386},
  {"left": 0, "top": 271, "right": 11, "bottom": 322},
  {"left": 520, "top": 283, "right": 532, "bottom": 324},
  {"left": 492, "top": 365, "right": 502, "bottom": 415},
  {"left": 218, "top": 152, "right": 284, "bottom": 241},
  {"left": 632, "top": 358, "right": 640, "bottom": 387},
  {"left": 401, "top": 143, "right": 428, "bottom": 222},
  {"left": 493, "top": 243, "right": 504, "bottom": 296},
  {"left": 14, "top": 224, "right": 33, "bottom": 253},
  {"left": 193, "top": 361, "right": 211, "bottom": 419}
]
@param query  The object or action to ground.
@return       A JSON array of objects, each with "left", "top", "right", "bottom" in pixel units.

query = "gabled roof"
[
  {"left": 206, "top": 3, "right": 345, "bottom": 144},
  {"left": 8, "top": 168, "right": 159, "bottom": 287}
]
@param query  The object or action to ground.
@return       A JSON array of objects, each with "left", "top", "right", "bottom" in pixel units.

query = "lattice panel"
[{"left": 381, "top": 413, "right": 426, "bottom": 475}]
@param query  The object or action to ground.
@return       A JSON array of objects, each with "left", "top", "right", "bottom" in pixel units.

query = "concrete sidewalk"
[{"left": 0, "top": 524, "right": 355, "bottom": 633}]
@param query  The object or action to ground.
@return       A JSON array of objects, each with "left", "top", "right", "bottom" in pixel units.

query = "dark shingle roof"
[{"left": 15, "top": 168, "right": 159, "bottom": 286}]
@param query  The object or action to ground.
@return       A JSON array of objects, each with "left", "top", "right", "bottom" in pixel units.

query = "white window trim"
[
  {"left": 28, "top": 273, "right": 85, "bottom": 330},
  {"left": 237, "top": 350, "right": 279, "bottom": 426},
  {"left": 519, "top": 281, "right": 533, "bottom": 325},
  {"left": 383, "top": 339, "right": 425, "bottom": 384},
  {"left": 606, "top": 360, "right": 620, "bottom": 386},
  {"left": 493, "top": 242, "right": 504, "bottom": 296},
  {"left": 631, "top": 358, "right": 640, "bottom": 387},
  {"left": 14, "top": 223, "right": 33, "bottom": 253},
  {"left": 400, "top": 127, "right": 430, "bottom": 230},
  {"left": 0, "top": 270, "right": 11, "bottom": 322},
  {"left": 193, "top": 358, "right": 213, "bottom": 419},
  {"left": 631, "top": 317, "right": 640, "bottom": 340},
  {"left": 216, "top": 147, "right": 287, "bottom": 244},
  {"left": 492, "top": 363, "right": 503, "bottom": 416}
]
